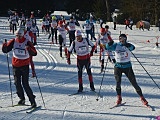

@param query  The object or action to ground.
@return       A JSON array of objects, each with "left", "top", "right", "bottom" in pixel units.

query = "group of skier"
[{"left": 1, "top": 13, "right": 149, "bottom": 109}]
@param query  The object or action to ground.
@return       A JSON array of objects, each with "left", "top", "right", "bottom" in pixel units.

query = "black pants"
[
  {"left": 13, "top": 65, "right": 35, "bottom": 103},
  {"left": 114, "top": 66, "right": 143, "bottom": 96},
  {"left": 69, "top": 30, "right": 75, "bottom": 46},
  {"left": 48, "top": 27, "right": 57, "bottom": 43},
  {"left": 12, "top": 24, "right": 17, "bottom": 34},
  {"left": 59, "top": 35, "right": 64, "bottom": 53},
  {"left": 114, "top": 22, "right": 116, "bottom": 30},
  {"left": 77, "top": 58, "right": 92, "bottom": 84}
]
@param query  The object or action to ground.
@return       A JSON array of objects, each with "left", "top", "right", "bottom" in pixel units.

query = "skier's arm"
[
  {"left": 75, "top": 20, "right": 80, "bottom": 26},
  {"left": 36, "top": 26, "right": 39, "bottom": 36},
  {"left": 67, "top": 41, "right": 75, "bottom": 65},
  {"left": 26, "top": 41, "right": 37, "bottom": 56},
  {"left": 106, "top": 42, "right": 117, "bottom": 51},
  {"left": 100, "top": 21, "right": 104, "bottom": 28},
  {"left": 125, "top": 43, "right": 135, "bottom": 51},
  {"left": 2, "top": 39, "right": 14, "bottom": 53},
  {"left": 87, "top": 39, "right": 96, "bottom": 56}
]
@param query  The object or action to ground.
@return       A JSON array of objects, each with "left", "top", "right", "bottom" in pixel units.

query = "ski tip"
[
  {"left": 68, "top": 91, "right": 84, "bottom": 96},
  {"left": 145, "top": 104, "right": 155, "bottom": 111},
  {"left": 26, "top": 106, "right": 41, "bottom": 114},
  {"left": 109, "top": 102, "right": 126, "bottom": 109}
]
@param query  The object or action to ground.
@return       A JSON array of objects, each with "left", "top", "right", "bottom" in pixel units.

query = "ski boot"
[
  {"left": 30, "top": 95, "right": 37, "bottom": 108},
  {"left": 60, "top": 52, "right": 62, "bottom": 57},
  {"left": 101, "top": 64, "right": 104, "bottom": 73},
  {"left": 78, "top": 84, "right": 83, "bottom": 92},
  {"left": 116, "top": 95, "right": 122, "bottom": 105},
  {"left": 18, "top": 99, "right": 25, "bottom": 105},
  {"left": 90, "top": 82, "right": 95, "bottom": 91},
  {"left": 140, "top": 96, "right": 148, "bottom": 105}
]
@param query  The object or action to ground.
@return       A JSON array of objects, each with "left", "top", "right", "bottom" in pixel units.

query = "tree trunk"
[{"left": 105, "top": 0, "right": 110, "bottom": 21}]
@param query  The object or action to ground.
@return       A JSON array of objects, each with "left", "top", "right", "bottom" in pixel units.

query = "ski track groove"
[{"left": 35, "top": 44, "right": 56, "bottom": 76}]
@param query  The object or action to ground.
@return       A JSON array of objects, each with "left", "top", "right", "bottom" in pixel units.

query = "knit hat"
[
  {"left": 58, "top": 20, "right": 63, "bottom": 25},
  {"left": 75, "top": 30, "right": 82, "bottom": 37},
  {"left": 119, "top": 34, "right": 127, "bottom": 40},
  {"left": 15, "top": 28, "right": 24, "bottom": 36},
  {"left": 100, "top": 28, "right": 105, "bottom": 33}
]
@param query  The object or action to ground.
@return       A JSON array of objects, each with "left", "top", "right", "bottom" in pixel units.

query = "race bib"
[
  {"left": 78, "top": 46, "right": 87, "bottom": 53},
  {"left": 70, "top": 25, "right": 75, "bottom": 29},
  {"left": 117, "top": 51, "right": 128, "bottom": 60},
  {"left": 14, "top": 48, "right": 26, "bottom": 56}
]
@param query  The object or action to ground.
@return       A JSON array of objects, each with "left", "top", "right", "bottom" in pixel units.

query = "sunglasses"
[{"left": 119, "top": 37, "right": 126, "bottom": 40}]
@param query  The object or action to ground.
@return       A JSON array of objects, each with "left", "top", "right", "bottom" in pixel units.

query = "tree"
[
  {"left": 105, "top": 0, "right": 110, "bottom": 21},
  {"left": 119, "top": 0, "right": 160, "bottom": 24}
]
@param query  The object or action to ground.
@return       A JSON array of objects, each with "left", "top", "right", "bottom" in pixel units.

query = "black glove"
[
  {"left": 33, "top": 42, "right": 37, "bottom": 46},
  {"left": 108, "top": 56, "right": 112, "bottom": 62},
  {"left": 67, "top": 58, "right": 71, "bottom": 65},
  {"left": 125, "top": 43, "right": 131, "bottom": 48},
  {"left": 90, "top": 51, "right": 93, "bottom": 56},
  {"left": 2, "top": 43, "right": 7, "bottom": 53},
  {"left": 26, "top": 45, "right": 31, "bottom": 51},
  {"left": 95, "top": 49, "right": 97, "bottom": 53},
  {"left": 112, "top": 59, "right": 116, "bottom": 63},
  {"left": 108, "top": 40, "right": 114, "bottom": 46}
]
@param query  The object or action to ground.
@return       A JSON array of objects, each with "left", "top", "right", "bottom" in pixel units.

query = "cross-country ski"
[{"left": 26, "top": 106, "right": 41, "bottom": 114}]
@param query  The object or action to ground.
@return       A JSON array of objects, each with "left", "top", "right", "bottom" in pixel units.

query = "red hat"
[
  {"left": 58, "top": 20, "right": 63, "bottom": 25},
  {"left": 100, "top": 28, "right": 105, "bottom": 33}
]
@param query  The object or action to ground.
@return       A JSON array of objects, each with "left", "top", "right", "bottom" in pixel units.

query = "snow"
[{"left": 0, "top": 17, "right": 160, "bottom": 120}]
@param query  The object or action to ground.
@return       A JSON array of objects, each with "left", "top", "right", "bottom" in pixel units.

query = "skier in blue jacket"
[{"left": 105, "top": 34, "right": 148, "bottom": 106}]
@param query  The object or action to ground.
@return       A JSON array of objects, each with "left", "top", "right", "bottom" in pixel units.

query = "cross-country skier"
[
  {"left": 67, "top": 30, "right": 96, "bottom": 92},
  {"left": 66, "top": 16, "right": 80, "bottom": 46},
  {"left": 96, "top": 28, "right": 115, "bottom": 72},
  {"left": 57, "top": 20, "right": 69, "bottom": 57},
  {"left": 82, "top": 20, "right": 96, "bottom": 41},
  {"left": 105, "top": 34, "right": 148, "bottom": 106},
  {"left": 22, "top": 26, "right": 37, "bottom": 77},
  {"left": 48, "top": 15, "right": 58, "bottom": 44},
  {"left": 2, "top": 28, "right": 37, "bottom": 108}
]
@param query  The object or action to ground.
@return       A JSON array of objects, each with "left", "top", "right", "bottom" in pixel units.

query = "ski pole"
[
  {"left": 96, "top": 58, "right": 109, "bottom": 101},
  {"left": 5, "top": 39, "right": 13, "bottom": 106},
  {"left": 35, "top": 73, "right": 46, "bottom": 108},
  {"left": 130, "top": 51, "right": 160, "bottom": 89}
]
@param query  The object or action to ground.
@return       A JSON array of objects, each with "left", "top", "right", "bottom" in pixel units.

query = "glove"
[
  {"left": 108, "top": 56, "right": 112, "bottom": 62},
  {"left": 67, "top": 58, "right": 71, "bottom": 65},
  {"left": 95, "top": 49, "right": 97, "bottom": 53},
  {"left": 112, "top": 59, "right": 116, "bottom": 63},
  {"left": 3, "top": 42, "right": 7, "bottom": 47},
  {"left": 33, "top": 42, "right": 37, "bottom": 46},
  {"left": 90, "top": 51, "right": 93, "bottom": 56},
  {"left": 2, "top": 43, "right": 7, "bottom": 53},
  {"left": 108, "top": 40, "right": 114, "bottom": 46},
  {"left": 125, "top": 43, "right": 131, "bottom": 48},
  {"left": 26, "top": 46, "right": 31, "bottom": 51},
  {"left": 99, "top": 44, "right": 105, "bottom": 49}
]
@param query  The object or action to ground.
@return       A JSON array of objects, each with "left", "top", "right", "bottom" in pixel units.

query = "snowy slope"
[{"left": 0, "top": 17, "right": 160, "bottom": 120}]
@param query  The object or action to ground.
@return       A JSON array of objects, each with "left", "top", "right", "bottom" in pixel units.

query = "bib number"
[
  {"left": 117, "top": 52, "right": 128, "bottom": 60},
  {"left": 14, "top": 48, "right": 26, "bottom": 56},
  {"left": 78, "top": 46, "right": 87, "bottom": 52}
]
